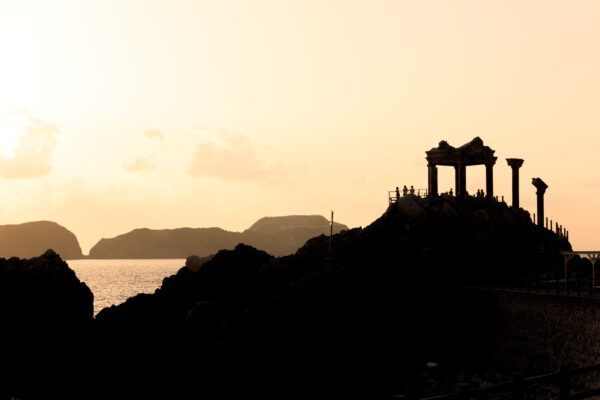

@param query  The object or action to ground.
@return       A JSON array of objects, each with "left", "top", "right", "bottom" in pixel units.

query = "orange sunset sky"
[{"left": 0, "top": 0, "right": 599, "bottom": 254}]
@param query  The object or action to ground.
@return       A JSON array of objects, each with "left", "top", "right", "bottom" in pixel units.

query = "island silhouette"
[
  {"left": 0, "top": 221, "right": 83, "bottom": 259},
  {"left": 0, "top": 215, "right": 348, "bottom": 260},
  {"left": 89, "top": 215, "right": 348, "bottom": 258}
]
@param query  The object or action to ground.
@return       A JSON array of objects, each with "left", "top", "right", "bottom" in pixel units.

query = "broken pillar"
[
  {"left": 532, "top": 178, "right": 548, "bottom": 228},
  {"left": 506, "top": 158, "right": 524, "bottom": 208}
]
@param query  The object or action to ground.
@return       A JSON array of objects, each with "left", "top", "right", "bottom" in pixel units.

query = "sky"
[{"left": 0, "top": 0, "right": 599, "bottom": 254}]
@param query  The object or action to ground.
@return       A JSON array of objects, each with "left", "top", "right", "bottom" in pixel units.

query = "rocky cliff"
[
  {"left": 91, "top": 195, "right": 571, "bottom": 400},
  {"left": 0, "top": 220, "right": 83, "bottom": 259},
  {"left": 89, "top": 215, "right": 348, "bottom": 258},
  {"left": 0, "top": 249, "right": 93, "bottom": 400}
]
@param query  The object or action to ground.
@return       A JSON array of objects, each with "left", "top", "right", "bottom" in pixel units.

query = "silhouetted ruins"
[
  {"left": 532, "top": 177, "right": 548, "bottom": 228},
  {"left": 411, "top": 138, "right": 569, "bottom": 238},
  {"left": 426, "top": 137, "right": 497, "bottom": 199},
  {"left": 506, "top": 158, "right": 524, "bottom": 208}
]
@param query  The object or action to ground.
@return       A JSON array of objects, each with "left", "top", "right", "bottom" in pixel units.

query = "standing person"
[
  {"left": 403, "top": 185, "right": 408, "bottom": 197},
  {"left": 410, "top": 185, "right": 415, "bottom": 195},
  {"left": 395, "top": 187, "right": 400, "bottom": 201}
]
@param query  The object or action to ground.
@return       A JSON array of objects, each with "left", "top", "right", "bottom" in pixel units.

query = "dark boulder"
[{"left": 0, "top": 249, "right": 94, "bottom": 399}]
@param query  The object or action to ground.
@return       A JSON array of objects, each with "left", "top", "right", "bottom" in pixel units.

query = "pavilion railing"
[
  {"left": 532, "top": 213, "right": 569, "bottom": 240},
  {"left": 389, "top": 189, "right": 428, "bottom": 204},
  {"left": 387, "top": 188, "right": 569, "bottom": 240}
]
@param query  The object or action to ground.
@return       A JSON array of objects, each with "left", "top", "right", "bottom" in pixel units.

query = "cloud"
[
  {"left": 123, "top": 156, "right": 157, "bottom": 172},
  {"left": 187, "top": 127, "right": 272, "bottom": 180},
  {"left": 144, "top": 129, "right": 164, "bottom": 142},
  {"left": 123, "top": 129, "right": 165, "bottom": 172},
  {"left": 0, "top": 108, "right": 59, "bottom": 179}
]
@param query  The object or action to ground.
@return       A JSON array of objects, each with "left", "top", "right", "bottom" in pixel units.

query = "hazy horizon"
[{"left": 1, "top": 1, "right": 599, "bottom": 253}]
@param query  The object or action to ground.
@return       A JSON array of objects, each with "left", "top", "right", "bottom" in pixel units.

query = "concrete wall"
[{"left": 472, "top": 288, "right": 600, "bottom": 390}]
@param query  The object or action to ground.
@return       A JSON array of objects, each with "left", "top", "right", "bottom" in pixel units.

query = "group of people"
[
  {"left": 393, "top": 186, "right": 488, "bottom": 199},
  {"left": 445, "top": 189, "right": 486, "bottom": 198},
  {"left": 395, "top": 185, "right": 415, "bottom": 199}
]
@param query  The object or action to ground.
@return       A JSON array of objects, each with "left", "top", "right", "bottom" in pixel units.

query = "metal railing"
[
  {"left": 533, "top": 214, "right": 569, "bottom": 240},
  {"left": 388, "top": 189, "right": 507, "bottom": 205},
  {"left": 389, "top": 189, "right": 428, "bottom": 204},
  {"left": 386, "top": 186, "right": 569, "bottom": 242},
  {"left": 393, "top": 364, "right": 600, "bottom": 399},
  {"left": 468, "top": 278, "right": 600, "bottom": 298}
]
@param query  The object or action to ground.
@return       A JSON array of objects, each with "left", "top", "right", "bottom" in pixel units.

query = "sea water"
[{"left": 67, "top": 259, "right": 185, "bottom": 315}]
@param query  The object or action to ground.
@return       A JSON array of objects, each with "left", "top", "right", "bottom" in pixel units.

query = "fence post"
[
  {"left": 559, "top": 365, "right": 571, "bottom": 400},
  {"left": 511, "top": 372, "right": 524, "bottom": 400}
]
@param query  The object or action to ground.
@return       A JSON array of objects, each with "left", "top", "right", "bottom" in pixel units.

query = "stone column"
[
  {"left": 457, "top": 163, "right": 466, "bottom": 199},
  {"left": 532, "top": 178, "right": 548, "bottom": 227},
  {"left": 454, "top": 165, "right": 459, "bottom": 196},
  {"left": 428, "top": 164, "right": 438, "bottom": 196},
  {"left": 506, "top": 158, "right": 524, "bottom": 208},
  {"left": 485, "top": 163, "right": 494, "bottom": 199}
]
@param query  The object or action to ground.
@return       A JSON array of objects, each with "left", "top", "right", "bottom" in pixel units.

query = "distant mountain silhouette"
[
  {"left": 88, "top": 215, "right": 348, "bottom": 258},
  {"left": 0, "top": 221, "right": 83, "bottom": 259}
]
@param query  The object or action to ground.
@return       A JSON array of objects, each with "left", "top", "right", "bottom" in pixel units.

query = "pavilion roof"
[{"left": 426, "top": 137, "right": 497, "bottom": 166}]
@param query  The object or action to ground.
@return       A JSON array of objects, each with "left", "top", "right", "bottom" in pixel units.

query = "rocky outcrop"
[
  {"left": 88, "top": 215, "right": 348, "bottom": 258},
  {"left": 0, "top": 249, "right": 94, "bottom": 400},
  {"left": 92, "top": 196, "right": 571, "bottom": 399},
  {"left": 0, "top": 220, "right": 83, "bottom": 259}
]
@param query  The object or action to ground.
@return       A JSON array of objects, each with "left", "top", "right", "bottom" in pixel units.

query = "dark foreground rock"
[
  {"left": 0, "top": 221, "right": 83, "bottom": 259},
  {"left": 0, "top": 197, "right": 579, "bottom": 399},
  {"left": 0, "top": 250, "right": 93, "bottom": 400},
  {"left": 91, "top": 196, "right": 574, "bottom": 400},
  {"left": 88, "top": 214, "right": 348, "bottom": 258}
]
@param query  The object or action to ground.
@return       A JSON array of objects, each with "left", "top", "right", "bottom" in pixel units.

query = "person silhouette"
[
  {"left": 403, "top": 185, "right": 408, "bottom": 197},
  {"left": 409, "top": 185, "right": 415, "bottom": 195},
  {"left": 449, "top": 188, "right": 453, "bottom": 196},
  {"left": 395, "top": 186, "right": 400, "bottom": 201}
]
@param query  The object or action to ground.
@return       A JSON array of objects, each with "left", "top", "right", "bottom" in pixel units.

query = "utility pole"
[{"left": 329, "top": 210, "right": 333, "bottom": 258}]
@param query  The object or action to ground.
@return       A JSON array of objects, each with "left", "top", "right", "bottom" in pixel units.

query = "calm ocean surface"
[{"left": 67, "top": 259, "right": 185, "bottom": 315}]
